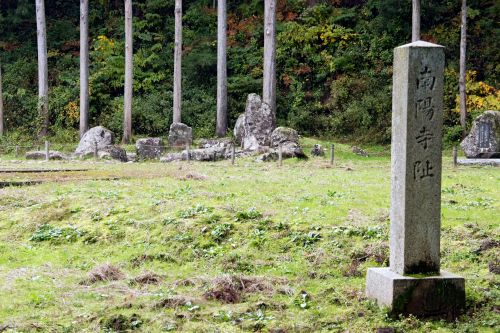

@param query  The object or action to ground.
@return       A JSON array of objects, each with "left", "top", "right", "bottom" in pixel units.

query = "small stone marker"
[
  {"left": 45, "top": 141, "right": 50, "bottom": 161},
  {"left": 330, "top": 144, "right": 335, "bottom": 165},
  {"left": 366, "top": 41, "right": 465, "bottom": 319}
]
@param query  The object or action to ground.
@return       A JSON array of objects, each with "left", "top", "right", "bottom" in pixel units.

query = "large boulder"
[
  {"left": 168, "top": 122, "right": 193, "bottom": 148},
  {"left": 270, "top": 127, "right": 299, "bottom": 148},
  {"left": 26, "top": 151, "right": 66, "bottom": 160},
  {"left": 241, "top": 94, "right": 276, "bottom": 151},
  {"left": 136, "top": 138, "right": 165, "bottom": 160},
  {"left": 234, "top": 114, "right": 246, "bottom": 145},
  {"left": 461, "top": 110, "right": 500, "bottom": 158},
  {"left": 98, "top": 145, "right": 128, "bottom": 162},
  {"left": 259, "top": 127, "right": 306, "bottom": 161},
  {"left": 75, "top": 126, "right": 114, "bottom": 155}
]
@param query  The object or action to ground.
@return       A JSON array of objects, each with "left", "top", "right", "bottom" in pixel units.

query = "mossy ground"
[{"left": 0, "top": 140, "right": 498, "bottom": 332}]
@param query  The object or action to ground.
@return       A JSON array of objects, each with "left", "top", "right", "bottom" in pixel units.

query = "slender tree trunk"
[
  {"left": 123, "top": 0, "right": 133, "bottom": 143},
  {"left": 216, "top": 0, "right": 227, "bottom": 137},
  {"left": 173, "top": 0, "right": 182, "bottom": 124},
  {"left": 0, "top": 60, "right": 3, "bottom": 137},
  {"left": 80, "top": 0, "right": 89, "bottom": 138},
  {"left": 36, "top": 0, "right": 49, "bottom": 137},
  {"left": 459, "top": 0, "right": 467, "bottom": 138},
  {"left": 263, "top": 0, "right": 277, "bottom": 118},
  {"left": 412, "top": 0, "right": 420, "bottom": 42}
]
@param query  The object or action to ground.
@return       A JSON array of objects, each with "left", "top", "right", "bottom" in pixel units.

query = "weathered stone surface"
[
  {"left": 161, "top": 147, "right": 229, "bottom": 163},
  {"left": 311, "top": 144, "right": 325, "bottom": 157},
  {"left": 389, "top": 41, "right": 445, "bottom": 275},
  {"left": 199, "top": 138, "right": 232, "bottom": 150},
  {"left": 366, "top": 41, "right": 464, "bottom": 320},
  {"left": 136, "top": 138, "right": 165, "bottom": 160},
  {"left": 76, "top": 126, "right": 114, "bottom": 155},
  {"left": 270, "top": 127, "right": 299, "bottom": 147},
  {"left": 242, "top": 94, "right": 276, "bottom": 150},
  {"left": 352, "top": 146, "right": 369, "bottom": 157},
  {"left": 233, "top": 114, "right": 246, "bottom": 145},
  {"left": 366, "top": 268, "right": 465, "bottom": 320},
  {"left": 460, "top": 110, "right": 500, "bottom": 158},
  {"left": 98, "top": 145, "right": 128, "bottom": 162},
  {"left": 168, "top": 122, "right": 193, "bottom": 147},
  {"left": 26, "top": 151, "right": 66, "bottom": 160}
]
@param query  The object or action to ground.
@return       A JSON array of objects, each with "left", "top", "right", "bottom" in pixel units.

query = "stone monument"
[{"left": 365, "top": 41, "right": 465, "bottom": 319}]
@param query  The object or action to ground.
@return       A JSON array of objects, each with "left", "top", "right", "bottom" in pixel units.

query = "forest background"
[{"left": 0, "top": 0, "right": 498, "bottom": 145}]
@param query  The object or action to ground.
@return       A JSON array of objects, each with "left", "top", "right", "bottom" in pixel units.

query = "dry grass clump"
[
  {"left": 133, "top": 271, "right": 163, "bottom": 285},
  {"left": 81, "top": 263, "right": 125, "bottom": 284},
  {"left": 203, "top": 275, "right": 286, "bottom": 304},
  {"left": 156, "top": 295, "right": 199, "bottom": 309}
]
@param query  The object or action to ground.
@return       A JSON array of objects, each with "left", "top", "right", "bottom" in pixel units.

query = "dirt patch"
[
  {"left": 203, "top": 275, "right": 286, "bottom": 304},
  {"left": 343, "top": 260, "right": 362, "bottom": 277},
  {"left": 82, "top": 263, "right": 125, "bottom": 284},
  {"left": 133, "top": 272, "right": 163, "bottom": 285},
  {"left": 100, "top": 314, "right": 142, "bottom": 332},
  {"left": 476, "top": 238, "right": 500, "bottom": 254},
  {"left": 351, "top": 243, "right": 389, "bottom": 264}
]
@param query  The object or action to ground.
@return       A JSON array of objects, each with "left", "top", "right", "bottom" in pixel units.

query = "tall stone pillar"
[{"left": 365, "top": 41, "right": 465, "bottom": 320}]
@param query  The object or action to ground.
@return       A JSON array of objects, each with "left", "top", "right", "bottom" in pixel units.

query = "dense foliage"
[{"left": 0, "top": 0, "right": 498, "bottom": 143}]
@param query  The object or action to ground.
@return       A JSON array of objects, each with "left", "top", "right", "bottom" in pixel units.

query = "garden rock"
[
  {"left": 234, "top": 114, "right": 246, "bottom": 145},
  {"left": 241, "top": 94, "right": 276, "bottom": 150},
  {"left": 25, "top": 151, "right": 66, "bottom": 160},
  {"left": 161, "top": 146, "right": 229, "bottom": 163},
  {"left": 75, "top": 126, "right": 114, "bottom": 155},
  {"left": 352, "top": 146, "right": 369, "bottom": 157},
  {"left": 168, "top": 122, "right": 193, "bottom": 148},
  {"left": 311, "top": 144, "right": 325, "bottom": 157},
  {"left": 461, "top": 110, "right": 500, "bottom": 158},
  {"left": 199, "top": 138, "right": 232, "bottom": 149},
  {"left": 98, "top": 145, "right": 128, "bottom": 162},
  {"left": 270, "top": 127, "right": 299, "bottom": 147},
  {"left": 136, "top": 138, "right": 165, "bottom": 160}
]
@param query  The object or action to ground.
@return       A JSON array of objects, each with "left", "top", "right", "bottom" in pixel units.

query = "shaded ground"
[{"left": 0, "top": 141, "right": 498, "bottom": 332}]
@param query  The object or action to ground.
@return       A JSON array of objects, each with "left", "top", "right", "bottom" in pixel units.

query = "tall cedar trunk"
[
  {"left": 79, "top": 0, "right": 89, "bottom": 138},
  {"left": 123, "top": 0, "right": 133, "bottom": 143},
  {"left": 36, "top": 0, "right": 49, "bottom": 137},
  {"left": 216, "top": 0, "right": 227, "bottom": 137},
  {"left": 263, "top": 0, "right": 277, "bottom": 117},
  {"left": 459, "top": 0, "right": 467, "bottom": 138},
  {"left": 412, "top": 0, "right": 420, "bottom": 42},
  {"left": 0, "top": 60, "right": 3, "bottom": 136},
  {"left": 173, "top": 0, "right": 182, "bottom": 124}
]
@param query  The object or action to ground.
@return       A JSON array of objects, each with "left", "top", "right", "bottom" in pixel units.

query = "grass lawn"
[{"left": 0, "top": 141, "right": 498, "bottom": 332}]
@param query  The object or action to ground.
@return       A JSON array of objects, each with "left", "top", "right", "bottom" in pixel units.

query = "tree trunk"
[
  {"left": 0, "top": 60, "right": 3, "bottom": 137},
  {"left": 412, "top": 0, "right": 420, "bottom": 42},
  {"left": 216, "top": 0, "right": 227, "bottom": 137},
  {"left": 173, "top": 0, "right": 182, "bottom": 124},
  {"left": 36, "top": 0, "right": 49, "bottom": 137},
  {"left": 123, "top": 0, "right": 133, "bottom": 143},
  {"left": 459, "top": 0, "right": 467, "bottom": 138},
  {"left": 79, "top": 0, "right": 89, "bottom": 138},
  {"left": 263, "top": 0, "right": 277, "bottom": 117}
]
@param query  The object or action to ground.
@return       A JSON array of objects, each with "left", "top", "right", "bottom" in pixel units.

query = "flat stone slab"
[
  {"left": 457, "top": 158, "right": 500, "bottom": 166},
  {"left": 366, "top": 268, "right": 465, "bottom": 320}
]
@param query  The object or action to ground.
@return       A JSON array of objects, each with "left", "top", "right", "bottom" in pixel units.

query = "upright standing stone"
[{"left": 365, "top": 41, "right": 465, "bottom": 320}]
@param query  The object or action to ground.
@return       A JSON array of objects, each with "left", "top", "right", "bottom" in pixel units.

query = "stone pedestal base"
[{"left": 366, "top": 268, "right": 465, "bottom": 320}]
